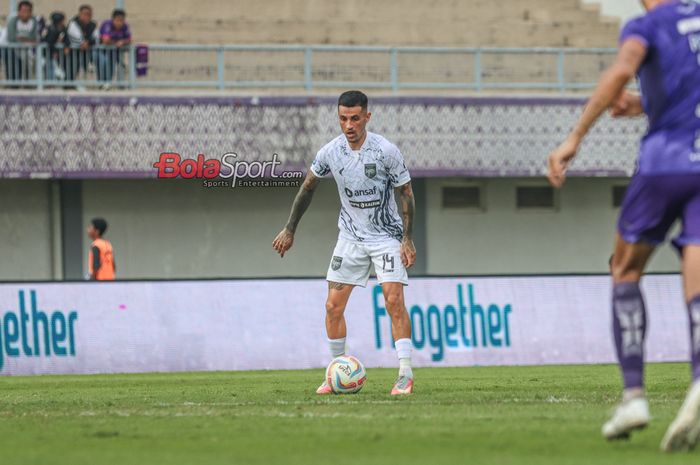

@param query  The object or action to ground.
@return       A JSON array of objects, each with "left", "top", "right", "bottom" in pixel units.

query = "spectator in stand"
[
  {"left": 63, "top": 4, "right": 98, "bottom": 85},
  {"left": 42, "top": 12, "right": 66, "bottom": 82},
  {"left": 97, "top": 9, "right": 131, "bottom": 88},
  {"left": 5, "top": 1, "right": 39, "bottom": 82}
]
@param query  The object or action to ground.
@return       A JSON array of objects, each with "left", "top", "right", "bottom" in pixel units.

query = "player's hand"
[
  {"left": 272, "top": 228, "right": 294, "bottom": 258},
  {"left": 547, "top": 137, "right": 579, "bottom": 189},
  {"left": 609, "top": 91, "right": 643, "bottom": 118},
  {"left": 400, "top": 237, "right": 416, "bottom": 269}
]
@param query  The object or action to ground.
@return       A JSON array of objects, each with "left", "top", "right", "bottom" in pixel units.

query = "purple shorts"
[{"left": 618, "top": 174, "right": 700, "bottom": 252}]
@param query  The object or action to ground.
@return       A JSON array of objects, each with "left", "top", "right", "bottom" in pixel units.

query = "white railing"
[{"left": 0, "top": 43, "right": 618, "bottom": 92}]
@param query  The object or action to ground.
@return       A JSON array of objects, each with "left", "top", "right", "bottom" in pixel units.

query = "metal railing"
[
  {"left": 0, "top": 44, "right": 131, "bottom": 89},
  {"left": 0, "top": 43, "right": 618, "bottom": 92}
]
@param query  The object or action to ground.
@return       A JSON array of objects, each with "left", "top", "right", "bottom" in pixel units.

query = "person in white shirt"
[
  {"left": 273, "top": 91, "right": 417, "bottom": 396},
  {"left": 5, "top": 1, "right": 38, "bottom": 82},
  {"left": 63, "top": 4, "right": 99, "bottom": 84}
]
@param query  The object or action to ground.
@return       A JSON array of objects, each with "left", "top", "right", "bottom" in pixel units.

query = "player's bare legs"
[
  {"left": 316, "top": 282, "right": 354, "bottom": 394},
  {"left": 382, "top": 282, "right": 414, "bottom": 395},
  {"left": 325, "top": 282, "right": 354, "bottom": 340},
  {"left": 382, "top": 282, "right": 411, "bottom": 340},
  {"left": 662, "top": 245, "right": 700, "bottom": 451},
  {"left": 603, "top": 234, "right": 655, "bottom": 440},
  {"left": 682, "top": 245, "right": 700, "bottom": 308}
]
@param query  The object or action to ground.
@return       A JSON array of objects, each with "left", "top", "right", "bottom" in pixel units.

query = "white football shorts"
[{"left": 326, "top": 237, "right": 408, "bottom": 287}]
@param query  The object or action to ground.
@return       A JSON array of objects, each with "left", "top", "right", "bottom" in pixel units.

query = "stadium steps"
[{"left": 24, "top": 0, "right": 620, "bottom": 47}]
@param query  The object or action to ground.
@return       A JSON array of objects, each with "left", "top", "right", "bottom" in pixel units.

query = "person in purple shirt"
[
  {"left": 97, "top": 9, "right": 131, "bottom": 87},
  {"left": 547, "top": 0, "right": 700, "bottom": 451}
]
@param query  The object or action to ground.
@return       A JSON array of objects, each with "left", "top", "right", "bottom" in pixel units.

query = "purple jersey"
[
  {"left": 619, "top": 0, "right": 700, "bottom": 175},
  {"left": 99, "top": 20, "right": 131, "bottom": 43}
]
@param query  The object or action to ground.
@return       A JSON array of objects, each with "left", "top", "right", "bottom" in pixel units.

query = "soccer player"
[
  {"left": 272, "top": 90, "right": 417, "bottom": 395},
  {"left": 87, "top": 217, "right": 115, "bottom": 281},
  {"left": 547, "top": 0, "right": 700, "bottom": 450}
]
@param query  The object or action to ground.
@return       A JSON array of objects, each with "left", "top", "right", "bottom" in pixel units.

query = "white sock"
[
  {"left": 395, "top": 338, "right": 413, "bottom": 378},
  {"left": 329, "top": 337, "right": 346, "bottom": 358}
]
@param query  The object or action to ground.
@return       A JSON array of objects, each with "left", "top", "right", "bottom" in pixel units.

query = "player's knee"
[
  {"left": 384, "top": 292, "right": 404, "bottom": 315},
  {"left": 611, "top": 258, "right": 643, "bottom": 283},
  {"left": 325, "top": 300, "right": 345, "bottom": 319}
]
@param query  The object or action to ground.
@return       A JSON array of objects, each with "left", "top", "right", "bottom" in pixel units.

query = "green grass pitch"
[{"left": 0, "top": 363, "right": 698, "bottom": 464}]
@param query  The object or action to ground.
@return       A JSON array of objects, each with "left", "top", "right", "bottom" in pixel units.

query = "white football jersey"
[{"left": 310, "top": 132, "right": 411, "bottom": 243}]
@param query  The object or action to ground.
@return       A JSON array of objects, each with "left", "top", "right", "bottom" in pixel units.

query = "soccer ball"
[{"left": 326, "top": 355, "right": 367, "bottom": 394}]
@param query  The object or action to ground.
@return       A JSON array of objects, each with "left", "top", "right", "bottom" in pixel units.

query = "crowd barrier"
[{"left": 0, "top": 44, "right": 615, "bottom": 91}]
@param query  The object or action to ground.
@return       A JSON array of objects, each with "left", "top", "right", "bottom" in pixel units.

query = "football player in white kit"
[{"left": 273, "top": 90, "right": 417, "bottom": 395}]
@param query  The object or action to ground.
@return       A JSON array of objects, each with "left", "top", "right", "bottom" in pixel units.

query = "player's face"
[{"left": 338, "top": 106, "right": 371, "bottom": 145}]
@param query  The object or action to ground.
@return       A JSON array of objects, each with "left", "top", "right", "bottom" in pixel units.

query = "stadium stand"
[
  {"left": 22, "top": 0, "right": 620, "bottom": 46},
  {"left": 0, "top": 1, "right": 622, "bottom": 90}
]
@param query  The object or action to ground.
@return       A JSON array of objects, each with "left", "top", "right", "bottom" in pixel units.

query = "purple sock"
[
  {"left": 612, "top": 282, "right": 647, "bottom": 389},
  {"left": 689, "top": 295, "right": 700, "bottom": 382}
]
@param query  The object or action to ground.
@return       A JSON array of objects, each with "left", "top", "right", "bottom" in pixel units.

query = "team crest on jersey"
[
  {"left": 331, "top": 256, "right": 343, "bottom": 271},
  {"left": 364, "top": 163, "right": 377, "bottom": 179}
]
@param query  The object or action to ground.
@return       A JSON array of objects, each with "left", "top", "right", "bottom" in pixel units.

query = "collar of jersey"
[{"left": 342, "top": 131, "right": 374, "bottom": 155}]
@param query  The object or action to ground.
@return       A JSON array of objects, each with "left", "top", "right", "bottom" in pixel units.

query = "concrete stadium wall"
[
  {"left": 0, "top": 180, "right": 54, "bottom": 280},
  {"left": 80, "top": 179, "right": 342, "bottom": 279},
  {"left": 0, "top": 177, "right": 683, "bottom": 281},
  {"left": 425, "top": 177, "right": 680, "bottom": 275},
  {"left": 81, "top": 177, "right": 684, "bottom": 278}
]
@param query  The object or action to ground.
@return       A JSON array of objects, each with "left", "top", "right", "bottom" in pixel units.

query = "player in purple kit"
[{"left": 548, "top": 0, "right": 700, "bottom": 451}]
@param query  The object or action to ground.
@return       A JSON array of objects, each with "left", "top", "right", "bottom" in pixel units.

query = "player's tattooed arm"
[
  {"left": 397, "top": 182, "right": 416, "bottom": 269},
  {"left": 272, "top": 170, "right": 321, "bottom": 257},
  {"left": 397, "top": 182, "right": 415, "bottom": 239},
  {"left": 285, "top": 170, "right": 321, "bottom": 233}
]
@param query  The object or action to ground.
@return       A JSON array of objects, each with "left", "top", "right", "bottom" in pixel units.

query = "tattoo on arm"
[
  {"left": 285, "top": 171, "right": 321, "bottom": 233},
  {"left": 396, "top": 182, "right": 415, "bottom": 239}
]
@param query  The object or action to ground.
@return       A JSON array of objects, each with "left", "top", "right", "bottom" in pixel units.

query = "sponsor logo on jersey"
[
  {"left": 344, "top": 186, "right": 378, "bottom": 198},
  {"left": 349, "top": 200, "right": 381, "bottom": 209}
]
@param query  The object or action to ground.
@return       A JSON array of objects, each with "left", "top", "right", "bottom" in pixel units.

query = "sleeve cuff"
[
  {"left": 392, "top": 177, "right": 411, "bottom": 188},
  {"left": 309, "top": 166, "right": 323, "bottom": 178}
]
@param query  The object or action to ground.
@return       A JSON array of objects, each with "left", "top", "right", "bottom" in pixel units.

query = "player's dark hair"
[
  {"left": 338, "top": 90, "right": 368, "bottom": 110},
  {"left": 112, "top": 9, "right": 126, "bottom": 18},
  {"left": 91, "top": 218, "right": 108, "bottom": 236},
  {"left": 18, "top": 1, "right": 33, "bottom": 10},
  {"left": 79, "top": 4, "right": 92, "bottom": 13}
]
